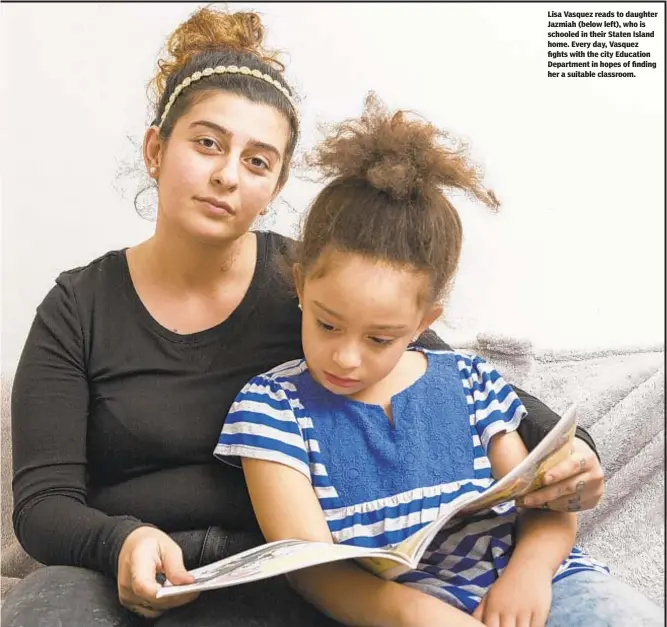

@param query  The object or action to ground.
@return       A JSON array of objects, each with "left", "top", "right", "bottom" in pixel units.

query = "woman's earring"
[
  {"left": 298, "top": 303, "right": 303, "bottom": 311},
  {"left": 149, "top": 166, "right": 158, "bottom": 176}
]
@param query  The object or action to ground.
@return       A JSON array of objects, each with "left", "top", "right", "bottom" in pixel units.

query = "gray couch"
[{"left": 2, "top": 335, "right": 664, "bottom": 605}]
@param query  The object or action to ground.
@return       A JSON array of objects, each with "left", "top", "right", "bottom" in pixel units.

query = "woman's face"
[{"left": 149, "top": 91, "right": 291, "bottom": 243}]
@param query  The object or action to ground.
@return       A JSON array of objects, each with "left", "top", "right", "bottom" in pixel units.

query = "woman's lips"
[
  {"left": 196, "top": 197, "right": 235, "bottom": 217},
  {"left": 324, "top": 372, "right": 360, "bottom": 388}
]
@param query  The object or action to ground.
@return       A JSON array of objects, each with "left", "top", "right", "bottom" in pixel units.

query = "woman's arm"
[
  {"left": 13, "top": 277, "right": 198, "bottom": 617},
  {"left": 11, "top": 277, "right": 147, "bottom": 577},
  {"left": 513, "top": 386, "right": 598, "bottom": 460},
  {"left": 243, "top": 458, "right": 482, "bottom": 627}
]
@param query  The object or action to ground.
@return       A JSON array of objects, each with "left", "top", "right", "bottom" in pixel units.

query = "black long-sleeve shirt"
[{"left": 11, "top": 231, "right": 597, "bottom": 578}]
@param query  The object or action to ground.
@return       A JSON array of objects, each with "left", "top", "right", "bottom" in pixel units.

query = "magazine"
[{"left": 157, "top": 405, "right": 578, "bottom": 598}]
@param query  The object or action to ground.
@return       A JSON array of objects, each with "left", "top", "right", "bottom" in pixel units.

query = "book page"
[
  {"left": 356, "top": 555, "right": 413, "bottom": 580},
  {"left": 373, "top": 488, "right": 487, "bottom": 568},
  {"left": 157, "top": 539, "right": 404, "bottom": 598}
]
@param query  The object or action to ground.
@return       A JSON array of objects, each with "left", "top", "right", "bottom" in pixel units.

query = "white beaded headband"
[{"left": 158, "top": 65, "right": 297, "bottom": 129}]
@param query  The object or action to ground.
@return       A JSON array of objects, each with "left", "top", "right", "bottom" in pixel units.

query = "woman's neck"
[{"left": 135, "top": 227, "right": 253, "bottom": 294}]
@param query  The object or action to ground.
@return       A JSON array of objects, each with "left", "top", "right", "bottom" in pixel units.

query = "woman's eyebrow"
[{"left": 189, "top": 120, "right": 282, "bottom": 160}]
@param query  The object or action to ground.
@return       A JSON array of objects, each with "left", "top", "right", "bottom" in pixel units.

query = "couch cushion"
[{"left": 1, "top": 371, "right": 42, "bottom": 599}]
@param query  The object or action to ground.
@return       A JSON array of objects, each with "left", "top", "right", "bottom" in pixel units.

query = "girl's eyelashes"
[
  {"left": 316, "top": 319, "right": 395, "bottom": 347},
  {"left": 369, "top": 336, "right": 395, "bottom": 346},
  {"left": 316, "top": 319, "right": 336, "bottom": 332}
]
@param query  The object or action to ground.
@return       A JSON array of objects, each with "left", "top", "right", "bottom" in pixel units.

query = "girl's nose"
[{"left": 332, "top": 342, "right": 362, "bottom": 370}]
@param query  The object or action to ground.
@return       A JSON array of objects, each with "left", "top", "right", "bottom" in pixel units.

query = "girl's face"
[
  {"left": 297, "top": 250, "right": 440, "bottom": 397},
  {"left": 146, "top": 92, "right": 291, "bottom": 243}
]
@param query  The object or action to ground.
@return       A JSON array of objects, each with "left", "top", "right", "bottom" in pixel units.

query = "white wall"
[{"left": 1, "top": 2, "right": 664, "bottom": 372}]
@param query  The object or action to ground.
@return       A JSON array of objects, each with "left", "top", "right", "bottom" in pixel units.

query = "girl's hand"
[
  {"left": 117, "top": 526, "right": 199, "bottom": 618},
  {"left": 472, "top": 562, "right": 552, "bottom": 627},
  {"left": 517, "top": 438, "right": 604, "bottom": 512},
  {"left": 401, "top": 590, "right": 486, "bottom": 627}
]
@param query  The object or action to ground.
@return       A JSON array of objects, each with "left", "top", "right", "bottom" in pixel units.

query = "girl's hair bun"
[{"left": 306, "top": 92, "right": 499, "bottom": 209}]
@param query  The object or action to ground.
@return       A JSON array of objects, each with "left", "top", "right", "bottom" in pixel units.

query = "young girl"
[{"left": 215, "top": 96, "right": 663, "bottom": 627}]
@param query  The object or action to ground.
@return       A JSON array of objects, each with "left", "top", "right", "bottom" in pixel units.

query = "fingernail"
[
  {"left": 545, "top": 474, "right": 554, "bottom": 484},
  {"left": 523, "top": 497, "right": 533, "bottom": 506}
]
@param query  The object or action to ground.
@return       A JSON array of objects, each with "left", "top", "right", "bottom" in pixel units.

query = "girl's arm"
[
  {"left": 242, "top": 458, "right": 483, "bottom": 627},
  {"left": 488, "top": 431, "right": 577, "bottom": 567},
  {"left": 472, "top": 430, "right": 576, "bottom": 625}
]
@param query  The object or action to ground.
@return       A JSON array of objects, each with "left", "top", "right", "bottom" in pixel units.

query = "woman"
[{"left": 3, "top": 7, "right": 604, "bottom": 627}]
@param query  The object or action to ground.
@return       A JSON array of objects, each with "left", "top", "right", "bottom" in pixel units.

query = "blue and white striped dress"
[{"left": 215, "top": 348, "right": 608, "bottom": 613}]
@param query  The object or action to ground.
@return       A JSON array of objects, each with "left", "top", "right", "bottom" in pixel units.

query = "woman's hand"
[
  {"left": 117, "top": 526, "right": 199, "bottom": 619},
  {"left": 472, "top": 561, "right": 552, "bottom": 627},
  {"left": 517, "top": 438, "right": 604, "bottom": 512}
]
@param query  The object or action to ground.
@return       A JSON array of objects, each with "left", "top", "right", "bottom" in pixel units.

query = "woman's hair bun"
[
  {"left": 306, "top": 92, "right": 499, "bottom": 209},
  {"left": 152, "top": 7, "right": 284, "bottom": 104}
]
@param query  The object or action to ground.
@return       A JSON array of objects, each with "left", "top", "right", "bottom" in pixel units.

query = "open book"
[{"left": 157, "top": 405, "right": 578, "bottom": 598}]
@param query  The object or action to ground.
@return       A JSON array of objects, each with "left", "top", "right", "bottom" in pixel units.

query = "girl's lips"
[{"left": 324, "top": 372, "right": 360, "bottom": 388}]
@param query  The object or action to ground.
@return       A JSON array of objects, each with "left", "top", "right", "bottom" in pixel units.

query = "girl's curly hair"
[{"left": 300, "top": 93, "right": 499, "bottom": 303}]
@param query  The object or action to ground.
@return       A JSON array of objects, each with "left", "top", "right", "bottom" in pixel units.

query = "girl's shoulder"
[
  {"left": 416, "top": 348, "right": 508, "bottom": 397},
  {"left": 238, "top": 358, "right": 309, "bottom": 398},
  {"left": 231, "top": 359, "right": 310, "bottom": 427},
  {"left": 415, "top": 346, "right": 488, "bottom": 372},
  {"left": 260, "top": 358, "right": 309, "bottom": 380}
]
